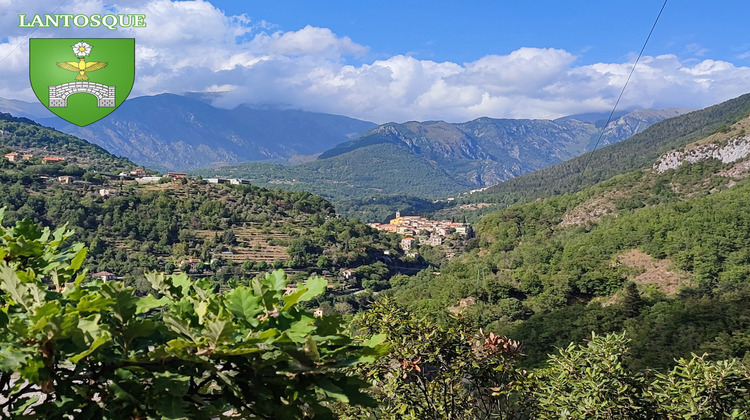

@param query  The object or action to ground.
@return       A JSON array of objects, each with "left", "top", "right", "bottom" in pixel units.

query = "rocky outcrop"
[
  {"left": 653, "top": 136, "right": 750, "bottom": 173},
  {"left": 601, "top": 108, "right": 690, "bottom": 146}
]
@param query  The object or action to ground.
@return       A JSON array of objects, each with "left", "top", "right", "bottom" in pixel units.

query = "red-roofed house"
[{"left": 166, "top": 172, "right": 187, "bottom": 179}]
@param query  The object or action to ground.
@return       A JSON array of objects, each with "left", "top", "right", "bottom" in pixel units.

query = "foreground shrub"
[{"left": 0, "top": 211, "right": 386, "bottom": 419}]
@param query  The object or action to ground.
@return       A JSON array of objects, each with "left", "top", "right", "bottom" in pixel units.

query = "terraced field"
[{"left": 195, "top": 225, "right": 291, "bottom": 262}]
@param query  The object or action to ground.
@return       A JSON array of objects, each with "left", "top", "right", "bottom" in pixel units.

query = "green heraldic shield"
[{"left": 29, "top": 38, "right": 134, "bottom": 126}]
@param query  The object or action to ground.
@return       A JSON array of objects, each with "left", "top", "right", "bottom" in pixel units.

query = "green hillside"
[
  {"left": 194, "top": 142, "right": 475, "bottom": 200},
  {"left": 463, "top": 93, "right": 750, "bottom": 208},
  {"left": 390, "top": 108, "right": 750, "bottom": 369},
  {"left": 0, "top": 112, "right": 136, "bottom": 173},
  {"left": 0, "top": 114, "right": 404, "bottom": 299},
  {"left": 0, "top": 178, "right": 404, "bottom": 288}
]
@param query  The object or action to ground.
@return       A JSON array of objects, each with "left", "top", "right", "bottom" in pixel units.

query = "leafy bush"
[
  {"left": 531, "top": 332, "right": 750, "bottom": 419},
  {"left": 0, "top": 211, "right": 386, "bottom": 418},
  {"left": 344, "top": 297, "right": 527, "bottom": 419},
  {"left": 531, "top": 332, "right": 650, "bottom": 419}
]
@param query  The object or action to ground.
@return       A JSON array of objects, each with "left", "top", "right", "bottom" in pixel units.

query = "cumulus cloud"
[
  {"left": 1, "top": 0, "right": 749, "bottom": 123},
  {"left": 252, "top": 25, "right": 368, "bottom": 58}
]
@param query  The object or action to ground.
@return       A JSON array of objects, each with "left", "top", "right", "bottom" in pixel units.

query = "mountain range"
[
  {"left": 198, "top": 108, "right": 688, "bottom": 202},
  {"left": 462, "top": 93, "right": 750, "bottom": 208},
  {"left": 0, "top": 95, "right": 686, "bottom": 182},
  {"left": 0, "top": 94, "right": 378, "bottom": 171}
]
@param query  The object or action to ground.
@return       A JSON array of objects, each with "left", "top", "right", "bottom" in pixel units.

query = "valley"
[
  {"left": 2, "top": 92, "right": 750, "bottom": 418},
  {"left": 4, "top": 0, "right": 750, "bottom": 416},
  {"left": 194, "top": 108, "right": 686, "bottom": 208}
]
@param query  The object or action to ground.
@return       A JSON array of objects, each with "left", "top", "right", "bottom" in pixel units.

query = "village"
[
  {"left": 4, "top": 149, "right": 467, "bottom": 295},
  {"left": 368, "top": 211, "right": 472, "bottom": 252}
]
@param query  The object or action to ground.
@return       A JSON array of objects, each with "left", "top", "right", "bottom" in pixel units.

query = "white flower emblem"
[{"left": 72, "top": 41, "right": 92, "bottom": 57}]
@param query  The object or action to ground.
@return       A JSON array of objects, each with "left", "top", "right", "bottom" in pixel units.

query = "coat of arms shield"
[{"left": 29, "top": 38, "right": 135, "bottom": 127}]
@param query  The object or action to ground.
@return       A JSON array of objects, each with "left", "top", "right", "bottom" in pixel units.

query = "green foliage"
[
  {"left": 530, "top": 332, "right": 750, "bottom": 419},
  {"left": 531, "top": 332, "right": 649, "bottom": 419},
  {"left": 465, "top": 92, "right": 750, "bottom": 210},
  {"left": 500, "top": 302, "right": 627, "bottom": 368},
  {"left": 343, "top": 297, "right": 526, "bottom": 419},
  {"left": 0, "top": 214, "right": 387, "bottom": 418},
  {"left": 647, "top": 355, "right": 750, "bottom": 419},
  {"left": 286, "top": 218, "right": 401, "bottom": 270},
  {"left": 341, "top": 302, "right": 750, "bottom": 419},
  {"left": 354, "top": 262, "right": 390, "bottom": 292}
]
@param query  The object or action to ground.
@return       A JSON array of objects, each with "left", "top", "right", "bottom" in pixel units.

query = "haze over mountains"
[
  {"left": 198, "top": 108, "right": 688, "bottom": 201},
  {"left": 0, "top": 94, "right": 378, "bottom": 171},
  {"left": 0, "top": 94, "right": 686, "bottom": 180}
]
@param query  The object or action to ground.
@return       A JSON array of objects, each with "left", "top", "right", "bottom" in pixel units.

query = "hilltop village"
[{"left": 369, "top": 211, "right": 472, "bottom": 251}]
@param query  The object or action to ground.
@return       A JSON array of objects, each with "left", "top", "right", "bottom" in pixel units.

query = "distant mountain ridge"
[
  {"left": 197, "top": 108, "right": 687, "bottom": 204},
  {"left": 425, "top": 92, "right": 750, "bottom": 222},
  {"left": 0, "top": 97, "right": 51, "bottom": 121},
  {"left": 317, "top": 109, "right": 688, "bottom": 187},
  {"left": 468, "top": 94, "right": 750, "bottom": 206},
  {"left": 0, "top": 94, "right": 378, "bottom": 171}
]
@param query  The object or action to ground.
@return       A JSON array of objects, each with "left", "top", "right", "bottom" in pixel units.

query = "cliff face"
[{"left": 653, "top": 135, "right": 750, "bottom": 173}]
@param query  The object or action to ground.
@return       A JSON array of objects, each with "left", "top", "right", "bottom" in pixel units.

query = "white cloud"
[
  {"left": 253, "top": 25, "right": 368, "bottom": 58},
  {"left": 1, "top": 0, "right": 749, "bottom": 123},
  {"left": 458, "top": 48, "right": 577, "bottom": 94}
]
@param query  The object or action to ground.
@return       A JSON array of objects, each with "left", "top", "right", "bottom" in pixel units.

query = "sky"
[{"left": 1, "top": 0, "right": 749, "bottom": 123}]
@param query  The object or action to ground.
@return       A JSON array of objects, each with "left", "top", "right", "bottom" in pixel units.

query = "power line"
[{"left": 578, "top": 0, "right": 669, "bottom": 181}]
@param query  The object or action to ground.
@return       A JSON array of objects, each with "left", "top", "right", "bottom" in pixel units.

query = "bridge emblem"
[{"left": 49, "top": 82, "right": 116, "bottom": 108}]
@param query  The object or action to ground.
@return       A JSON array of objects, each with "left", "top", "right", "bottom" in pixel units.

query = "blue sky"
[
  {"left": 212, "top": 1, "right": 750, "bottom": 65},
  {"left": 1, "top": 0, "right": 749, "bottom": 123}
]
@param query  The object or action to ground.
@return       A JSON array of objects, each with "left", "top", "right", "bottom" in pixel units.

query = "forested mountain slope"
[
  {"left": 466, "top": 93, "right": 750, "bottom": 207},
  {"left": 197, "top": 109, "right": 683, "bottom": 213},
  {"left": 0, "top": 112, "right": 136, "bottom": 173},
  {"left": 390, "top": 105, "right": 750, "bottom": 369}
]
